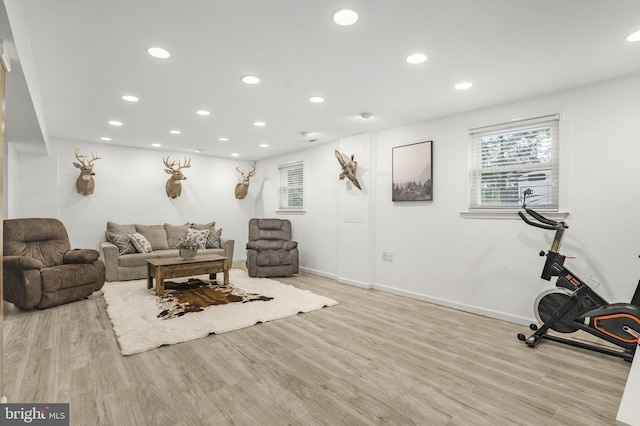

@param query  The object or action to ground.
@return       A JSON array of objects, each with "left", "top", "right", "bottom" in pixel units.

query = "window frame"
[
  {"left": 277, "top": 161, "right": 305, "bottom": 214},
  {"left": 466, "top": 114, "right": 563, "bottom": 216}
]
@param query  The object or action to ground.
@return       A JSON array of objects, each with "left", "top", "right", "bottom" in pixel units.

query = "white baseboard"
[
  {"left": 372, "top": 282, "right": 534, "bottom": 326},
  {"left": 299, "top": 267, "right": 533, "bottom": 325},
  {"left": 337, "top": 277, "right": 372, "bottom": 289},
  {"left": 299, "top": 267, "right": 336, "bottom": 280}
]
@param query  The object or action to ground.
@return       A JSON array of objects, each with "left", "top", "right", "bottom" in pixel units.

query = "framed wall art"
[{"left": 392, "top": 140, "right": 433, "bottom": 202}]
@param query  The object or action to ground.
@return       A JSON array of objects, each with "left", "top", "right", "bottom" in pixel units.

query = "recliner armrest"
[
  {"left": 3, "top": 256, "right": 46, "bottom": 271},
  {"left": 283, "top": 241, "right": 298, "bottom": 250},
  {"left": 64, "top": 249, "right": 100, "bottom": 264}
]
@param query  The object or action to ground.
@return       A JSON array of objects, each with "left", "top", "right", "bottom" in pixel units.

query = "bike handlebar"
[{"left": 518, "top": 208, "right": 567, "bottom": 231}]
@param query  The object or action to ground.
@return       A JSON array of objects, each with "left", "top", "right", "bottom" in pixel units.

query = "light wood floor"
[{"left": 3, "top": 264, "right": 631, "bottom": 425}]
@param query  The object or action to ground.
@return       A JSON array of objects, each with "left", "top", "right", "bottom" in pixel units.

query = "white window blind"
[
  {"left": 469, "top": 114, "right": 559, "bottom": 211},
  {"left": 279, "top": 161, "right": 304, "bottom": 210}
]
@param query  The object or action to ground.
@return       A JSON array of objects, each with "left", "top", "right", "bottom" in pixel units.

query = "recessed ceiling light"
[
  {"left": 455, "top": 82, "right": 473, "bottom": 90},
  {"left": 260, "top": 143, "right": 269, "bottom": 148},
  {"left": 231, "top": 153, "right": 240, "bottom": 157},
  {"left": 333, "top": 8, "right": 358, "bottom": 26},
  {"left": 108, "top": 120, "right": 123, "bottom": 126},
  {"left": 169, "top": 129, "right": 181, "bottom": 135},
  {"left": 100, "top": 137, "right": 112, "bottom": 141},
  {"left": 406, "top": 53, "right": 427, "bottom": 64},
  {"left": 359, "top": 112, "right": 373, "bottom": 119},
  {"left": 196, "top": 110, "right": 211, "bottom": 116},
  {"left": 242, "top": 75, "right": 260, "bottom": 84},
  {"left": 151, "top": 143, "right": 161, "bottom": 147},
  {"left": 147, "top": 47, "right": 170, "bottom": 59},
  {"left": 309, "top": 96, "right": 325, "bottom": 103},
  {"left": 626, "top": 30, "right": 640, "bottom": 42},
  {"left": 254, "top": 121, "right": 266, "bottom": 127},
  {"left": 121, "top": 95, "right": 139, "bottom": 102},
  {"left": 219, "top": 137, "right": 229, "bottom": 142}
]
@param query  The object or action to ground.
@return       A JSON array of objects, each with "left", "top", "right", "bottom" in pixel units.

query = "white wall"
[
  {"left": 255, "top": 142, "right": 340, "bottom": 278},
  {"left": 372, "top": 74, "right": 640, "bottom": 324},
  {"left": 9, "top": 139, "right": 257, "bottom": 261},
  {"left": 8, "top": 73, "right": 640, "bottom": 325}
]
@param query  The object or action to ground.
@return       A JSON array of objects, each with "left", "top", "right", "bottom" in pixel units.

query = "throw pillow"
[
  {"left": 128, "top": 233, "right": 153, "bottom": 253},
  {"left": 106, "top": 232, "right": 136, "bottom": 255},
  {"left": 186, "top": 228, "right": 210, "bottom": 250},
  {"left": 206, "top": 228, "right": 222, "bottom": 249}
]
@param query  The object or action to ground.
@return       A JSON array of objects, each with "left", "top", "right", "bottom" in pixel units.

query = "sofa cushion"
[
  {"left": 128, "top": 233, "right": 153, "bottom": 253},
  {"left": 135, "top": 224, "right": 169, "bottom": 250},
  {"left": 118, "top": 251, "right": 159, "bottom": 267},
  {"left": 164, "top": 223, "right": 190, "bottom": 249},
  {"left": 190, "top": 221, "right": 215, "bottom": 231},
  {"left": 107, "top": 221, "right": 136, "bottom": 234},
  {"left": 106, "top": 232, "right": 136, "bottom": 255}
]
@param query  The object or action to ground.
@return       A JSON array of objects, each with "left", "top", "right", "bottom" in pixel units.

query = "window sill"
[
  {"left": 460, "top": 210, "right": 569, "bottom": 220},
  {"left": 276, "top": 209, "right": 306, "bottom": 215}
]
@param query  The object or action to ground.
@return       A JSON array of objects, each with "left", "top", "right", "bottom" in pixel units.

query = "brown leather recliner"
[
  {"left": 246, "top": 218, "right": 299, "bottom": 278},
  {"left": 3, "top": 218, "right": 106, "bottom": 309}
]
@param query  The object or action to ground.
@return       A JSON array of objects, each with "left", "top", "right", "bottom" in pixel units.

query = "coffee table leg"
[
  {"left": 223, "top": 258, "right": 229, "bottom": 285},
  {"left": 156, "top": 267, "right": 165, "bottom": 296},
  {"left": 147, "top": 264, "right": 153, "bottom": 289}
]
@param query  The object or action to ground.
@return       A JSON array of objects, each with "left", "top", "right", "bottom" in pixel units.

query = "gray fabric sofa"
[
  {"left": 100, "top": 221, "right": 234, "bottom": 282},
  {"left": 246, "top": 218, "right": 299, "bottom": 277}
]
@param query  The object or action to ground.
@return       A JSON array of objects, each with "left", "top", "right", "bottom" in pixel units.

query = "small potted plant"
[{"left": 176, "top": 235, "right": 199, "bottom": 259}]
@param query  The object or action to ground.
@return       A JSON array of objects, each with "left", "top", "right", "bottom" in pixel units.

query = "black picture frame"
[{"left": 392, "top": 141, "right": 433, "bottom": 202}]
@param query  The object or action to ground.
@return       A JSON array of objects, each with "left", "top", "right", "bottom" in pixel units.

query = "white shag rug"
[{"left": 102, "top": 269, "right": 338, "bottom": 355}]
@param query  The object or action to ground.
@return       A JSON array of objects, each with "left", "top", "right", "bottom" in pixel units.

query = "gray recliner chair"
[
  {"left": 246, "top": 218, "right": 299, "bottom": 278},
  {"left": 3, "top": 218, "right": 106, "bottom": 309}
]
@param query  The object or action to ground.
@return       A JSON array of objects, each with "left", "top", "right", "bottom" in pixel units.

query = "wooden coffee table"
[{"left": 147, "top": 254, "right": 229, "bottom": 296}]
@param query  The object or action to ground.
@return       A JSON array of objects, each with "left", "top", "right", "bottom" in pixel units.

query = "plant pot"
[{"left": 179, "top": 248, "right": 198, "bottom": 260}]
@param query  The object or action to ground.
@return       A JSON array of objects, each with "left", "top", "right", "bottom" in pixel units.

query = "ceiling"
[{"left": 3, "top": 0, "right": 640, "bottom": 160}]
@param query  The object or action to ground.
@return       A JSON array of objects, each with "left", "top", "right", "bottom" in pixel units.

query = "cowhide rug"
[
  {"left": 158, "top": 278, "right": 273, "bottom": 319},
  {"left": 102, "top": 269, "right": 338, "bottom": 355}
]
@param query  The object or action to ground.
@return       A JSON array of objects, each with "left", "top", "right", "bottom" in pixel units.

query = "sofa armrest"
[
  {"left": 3, "top": 256, "right": 46, "bottom": 271},
  {"left": 64, "top": 249, "right": 100, "bottom": 264},
  {"left": 220, "top": 238, "right": 235, "bottom": 267},
  {"left": 100, "top": 241, "right": 119, "bottom": 282}
]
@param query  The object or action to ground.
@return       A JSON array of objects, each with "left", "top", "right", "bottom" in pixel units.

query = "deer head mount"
[
  {"left": 234, "top": 161, "right": 256, "bottom": 200},
  {"left": 163, "top": 156, "right": 191, "bottom": 198},
  {"left": 73, "top": 148, "right": 101, "bottom": 195},
  {"left": 335, "top": 150, "right": 362, "bottom": 190}
]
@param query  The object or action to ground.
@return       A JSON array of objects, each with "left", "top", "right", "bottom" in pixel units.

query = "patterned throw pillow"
[
  {"left": 206, "top": 228, "right": 222, "bottom": 249},
  {"left": 186, "top": 228, "right": 210, "bottom": 250},
  {"left": 128, "top": 233, "right": 153, "bottom": 253},
  {"left": 106, "top": 232, "right": 136, "bottom": 255}
]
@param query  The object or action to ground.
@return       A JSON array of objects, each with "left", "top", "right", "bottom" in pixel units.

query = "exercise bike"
[{"left": 516, "top": 189, "right": 640, "bottom": 361}]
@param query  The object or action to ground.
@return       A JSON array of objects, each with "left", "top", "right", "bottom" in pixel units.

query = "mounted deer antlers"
[
  {"left": 163, "top": 156, "right": 191, "bottom": 198},
  {"left": 234, "top": 161, "right": 256, "bottom": 199},
  {"left": 73, "top": 148, "right": 101, "bottom": 195}
]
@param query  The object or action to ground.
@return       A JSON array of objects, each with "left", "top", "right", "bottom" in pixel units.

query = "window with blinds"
[
  {"left": 279, "top": 161, "right": 304, "bottom": 210},
  {"left": 469, "top": 114, "right": 559, "bottom": 211}
]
